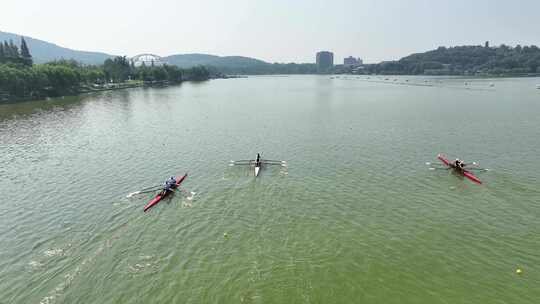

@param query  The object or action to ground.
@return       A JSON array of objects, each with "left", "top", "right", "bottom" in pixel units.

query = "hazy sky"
[{"left": 2, "top": 0, "right": 540, "bottom": 63}]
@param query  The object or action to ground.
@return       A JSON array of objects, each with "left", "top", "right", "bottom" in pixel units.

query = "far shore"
[
  {"left": 0, "top": 76, "right": 231, "bottom": 104},
  {"left": 2, "top": 73, "right": 538, "bottom": 104}
]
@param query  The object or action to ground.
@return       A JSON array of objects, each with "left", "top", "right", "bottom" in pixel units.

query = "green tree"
[
  {"left": 185, "top": 65, "right": 210, "bottom": 81},
  {"left": 366, "top": 44, "right": 540, "bottom": 75},
  {"left": 20, "top": 37, "right": 32, "bottom": 66},
  {"left": 151, "top": 67, "right": 168, "bottom": 81},
  {"left": 8, "top": 40, "right": 18, "bottom": 57},
  {"left": 163, "top": 65, "right": 183, "bottom": 82},
  {"left": 103, "top": 56, "right": 131, "bottom": 82},
  {"left": 3, "top": 41, "right": 12, "bottom": 57}
]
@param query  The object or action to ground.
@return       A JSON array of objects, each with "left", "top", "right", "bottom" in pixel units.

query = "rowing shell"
[
  {"left": 143, "top": 173, "right": 188, "bottom": 212},
  {"left": 230, "top": 156, "right": 286, "bottom": 177},
  {"left": 437, "top": 154, "right": 482, "bottom": 184}
]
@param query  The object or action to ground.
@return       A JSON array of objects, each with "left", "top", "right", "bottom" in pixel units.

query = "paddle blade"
[{"left": 126, "top": 191, "right": 141, "bottom": 198}]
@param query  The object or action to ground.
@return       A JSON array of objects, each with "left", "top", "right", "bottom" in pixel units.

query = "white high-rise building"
[{"left": 344, "top": 56, "right": 363, "bottom": 67}]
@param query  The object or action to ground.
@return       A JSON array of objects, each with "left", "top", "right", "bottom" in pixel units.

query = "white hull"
[{"left": 255, "top": 166, "right": 260, "bottom": 177}]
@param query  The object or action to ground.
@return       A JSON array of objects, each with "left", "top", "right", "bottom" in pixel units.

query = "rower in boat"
[
  {"left": 453, "top": 159, "right": 466, "bottom": 171},
  {"left": 230, "top": 154, "right": 286, "bottom": 177},
  {"left": 139, "top": 174, "right": 188, "bottom": 212},
  {"left": 255, "top": 153, "right": 262, "bottom": 176},
  {"left": 434, "top": 154, "right": 483, "bottom": 184},
  {"left": 256, "top": 153, "right": 261, "bottom": 166},
  {"left": 160, "top": 176, "right": 176, "bottom": 195}
]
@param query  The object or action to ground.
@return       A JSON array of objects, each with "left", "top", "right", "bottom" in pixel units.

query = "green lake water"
[{"left": 0, "top": 75, "right": 539, "bottom": 303}]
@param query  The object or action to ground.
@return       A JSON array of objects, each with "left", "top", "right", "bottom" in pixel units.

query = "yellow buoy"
[{"left": 516, "top": 268, "right": 523, "bottom": 275}]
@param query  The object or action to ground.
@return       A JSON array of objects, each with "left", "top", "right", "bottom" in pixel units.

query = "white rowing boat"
[{"left": 230, "top": 153, "right": 286, "bottom": 177}]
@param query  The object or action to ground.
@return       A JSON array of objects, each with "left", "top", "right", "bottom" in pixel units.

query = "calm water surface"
[{"left": 0, "top": 76, "right": 539, "bottom": 303}]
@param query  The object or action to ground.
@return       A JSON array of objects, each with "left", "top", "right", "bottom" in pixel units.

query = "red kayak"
[
  {"left": 437, "top": 154, "right": 482, "bottom": 184},
  {"left": 143, "top": 173, "right": 188, "bottom": 212}
]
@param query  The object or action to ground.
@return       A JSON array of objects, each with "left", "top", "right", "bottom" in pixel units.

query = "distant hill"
[
  {"left": 164, "top": 53, "right": 270, "bottom": 72},
  {"left": 0, "top": 31, "right": 114, "bottom": 65},
  {"left": 0, "top": 31, "right": 315, "bottom": 74},
  {"left": 163, "top": 54, "right": 318, "bottom": 74},
  {"left": 366, "top": 44, "right": 540, "bottom": 76}
]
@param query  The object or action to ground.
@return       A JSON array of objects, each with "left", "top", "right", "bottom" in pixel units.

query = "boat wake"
[
  {"left": 43, "top": 247, "right": 68, "bottom": 257},
  {"left": 28, "top": 260, "right": 44, "bottom": 270},
  {"left": 186, "top": 191, "right": 197, "bottom": 201},
  {"left": 181, "top": 191, "right": 197, "bottom": 208},
  {"left": 39, "top": 223, "right": 128, "bottom": 304},
  {"left": 128, "top": 255, "right": 159, "bottom": 274}
]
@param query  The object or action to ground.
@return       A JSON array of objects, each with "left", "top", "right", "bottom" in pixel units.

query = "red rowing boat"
[
  {"left": 143, "top": 173, "right": 188, "bottom": 212},
  {"left": 437, "top": 154, "right": 482, "bottom": 184}
]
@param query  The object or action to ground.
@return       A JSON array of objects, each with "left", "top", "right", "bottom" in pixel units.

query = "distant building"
[
  {"left": 344, "top": 56, "right": 363, "bottom": 67},
  {"left": 316, "top": 51, "right": 334, "bottom": 71},
  {"left": 485, "top": 41, "right": 489, "bottom": 48}
]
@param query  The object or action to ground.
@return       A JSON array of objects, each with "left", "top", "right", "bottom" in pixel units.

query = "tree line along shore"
[
  {"left": 360, "top": 44, "right": 540, "bottom": 76},
  {"left": 2, "top": 37, "right": 540, "bottom": 103},
  {"left": 0, "top": 37, "right": 211, "bottom": 103}
]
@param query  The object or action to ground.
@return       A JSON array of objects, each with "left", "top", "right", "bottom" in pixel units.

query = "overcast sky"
[{"left": 2, "top": 0, "right": 540, "bottom": 63}]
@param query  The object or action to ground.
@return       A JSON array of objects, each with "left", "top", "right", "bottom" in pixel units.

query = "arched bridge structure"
[{"left": 131, "top": 54, "right": 167, "bottom": 67}]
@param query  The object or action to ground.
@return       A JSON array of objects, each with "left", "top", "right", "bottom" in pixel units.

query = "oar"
[
  {"left": 132, "top": 188, "right": 163, "bottom": 197},
  {"left": 229, "top": 162, "right": 254, "bottom": 166},
  {"left": 463, "top": 162, "right": 489, "bottom": 171},
  {"left": 127, "top": 185, "right": 163, "bottom": 198},
  {"left": 264, "top": 162, "right": 287, "bottom": 166},
  {"left": 263, "top": 161, "right": 286, "bottom": 165},
  {"left": 141, "top": 184, "right": 164, "bottom": 191},
  {"left": 464, "top": 167, "right": 490, "bottom": 172}
]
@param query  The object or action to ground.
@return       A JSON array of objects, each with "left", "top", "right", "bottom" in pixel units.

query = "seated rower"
[
  {"left": 454, "top": 159, "right": 465, "bottom": 170},
  {"left": 161, "top": 176, "right": 177, "bottom": 195}
]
